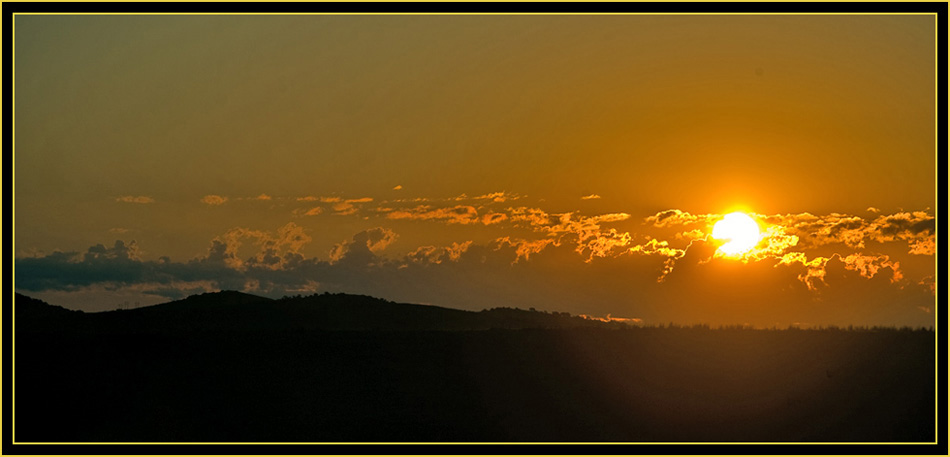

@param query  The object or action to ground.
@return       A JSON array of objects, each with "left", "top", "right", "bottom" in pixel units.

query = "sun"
[{"left": 712, "top": 212, "right": 761, "bottom": 256}]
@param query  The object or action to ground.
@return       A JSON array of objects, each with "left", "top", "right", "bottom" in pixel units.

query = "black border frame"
[{"left": 3, "top": 2, "right": 946, "bottom": 455}]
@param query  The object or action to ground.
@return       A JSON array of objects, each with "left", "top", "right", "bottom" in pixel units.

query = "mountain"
[
  {"left": 15, "top": 290, "right": 624, "bottom": 333},
  {"left": 13, "top": 291, "right": 935, "bottom": 444},
  {"left": 15, "top": 293, "right": 83, "bottom": 319}
]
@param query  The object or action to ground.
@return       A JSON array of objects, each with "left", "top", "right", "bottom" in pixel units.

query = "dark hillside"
[
  {"left": 14, "top": 292, "right": 936, "bottom": 443},
  {"left": 20, "top": 291, "right": 622, "bottom": 334}
]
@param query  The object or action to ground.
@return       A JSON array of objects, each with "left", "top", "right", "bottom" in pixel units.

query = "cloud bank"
[{"left": 15, "top": 203, "right": 936, "bottom": 328}]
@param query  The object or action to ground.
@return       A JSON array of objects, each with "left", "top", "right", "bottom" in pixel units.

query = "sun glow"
[{"left": 712, "top": 212, "right": 761, "bottom": 256}]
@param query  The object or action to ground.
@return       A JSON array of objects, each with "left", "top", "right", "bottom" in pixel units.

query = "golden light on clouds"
[{"left": 200, "top": 195, "right": 228, "bottom": 206}]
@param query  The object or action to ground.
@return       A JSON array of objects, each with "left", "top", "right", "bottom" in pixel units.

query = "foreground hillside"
[{"left": 15, "top": 293, "right": 935, "bottom": 443}]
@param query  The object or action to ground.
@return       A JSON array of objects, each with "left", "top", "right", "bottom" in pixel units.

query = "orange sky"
[{"left": 14, "top": 13, "right": 938, "bottom": 327}]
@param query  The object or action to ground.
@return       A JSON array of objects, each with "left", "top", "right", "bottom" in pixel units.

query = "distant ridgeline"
[
  {"left": 15, "top": 291, "right": 933, "bottom": 333},
  {"left": 15, "top": 290, "right": 635, "bottom": 333},
  {"left": 14, "top": 292, "right": 936, "bottom": 443}
]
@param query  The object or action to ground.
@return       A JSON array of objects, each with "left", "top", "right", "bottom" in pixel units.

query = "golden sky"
[{"left": 14, "top": 13, "right": 937, "bottom": 327}]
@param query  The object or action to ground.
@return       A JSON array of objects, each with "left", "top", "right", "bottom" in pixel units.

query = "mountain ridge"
[{"left": 16, "top": 290, "right": 627, "bottom": 333}]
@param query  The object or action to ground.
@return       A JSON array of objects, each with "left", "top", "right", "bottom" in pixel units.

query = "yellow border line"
[
  {"left": 9, "top": 10, "right": 941, "bottom": 447},
  {"left": 934, "top": 11, "right": 940, "bottom": 447},
  {"left": 9, "top": 11, "right": 14, "bottom": 446}
]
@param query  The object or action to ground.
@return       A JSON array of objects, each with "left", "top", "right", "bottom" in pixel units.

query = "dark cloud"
[
  {"left": 17, "top": 241, "right": 164, "bottom": 292},
  {"left": 329, "top": 227, "right": 398, "bottom": 265}
]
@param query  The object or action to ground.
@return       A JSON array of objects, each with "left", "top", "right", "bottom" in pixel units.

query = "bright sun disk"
[{"left": 712, "top": 212, "right": 761, "bottom": 256}]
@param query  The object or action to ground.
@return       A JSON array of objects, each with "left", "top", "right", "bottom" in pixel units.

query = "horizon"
[
  {"left": 15, "top": 289, "right": 938, "bottom": 331},
  {"left": 14, "top": 13, "right": 938, "bottom": 328}
]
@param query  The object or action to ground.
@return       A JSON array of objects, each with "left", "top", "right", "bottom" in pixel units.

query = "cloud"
[
  {"left": 589, "top": 213, "right": 630, "bottom": 223},
  {"left": 716, "top": 247, "right": 905, "bottom": 293},
  {"left": 116, "top": 196, "right": 155, "bottom": 204},
  {"left": 508, "top": 207, "right": 552, "bottom": 227},
  {"left": 631, "top": 208, "right": 929, "bottom": 293},
  {"left": 390, "top": 197, "right": 431, "bottom": 203},
  {"left": 254, "top": 193, "right": 272, "bottom": 201},
  {"left": 481, "top": 212, "right": 508, "bottom": 225},
  {"left": 750, "top": 224, "right": 801, "bottom": 259},
  {"left": 16, "top": 217, "right": 936, "bottom": 329},
  {"left": 578, "top": 228, "right": 633, "bottom": 262},
  {"left": 675, "top": 229, "right": 706, "bottom": 241},
  {"left": 332, "top": 202, "right": 358, "bottom": 216},
  {"left": 760, "top": 210, "right": 935, "bottom": 253},
  {"left": 308, "top": 197, "right": 375, "bottom": 216},
  {"left": 329, "top": 227, "right": 398, "bottom": 264},
  {"left": 393, "top": 185, "right": 402, "bottom": 190},
  {"left": 871, "top": 211, "right": 935, "bottom": 242},
  {"left": 786, "top": 255, "right": 830, "bottom": 291},
  {"left": 201, "top": 195, "right": 228, "bottom": 205},
  {"left": 630, "top": 238, "right": 685, "bottom": 259},
  {"left": 474, "top": 191, "right": 517, "bottom": 203},
  {"left": 15, "top": 196, "right": 938, "bottom": 328},
  {"left": 581, "top": 194, "right": 601, "bottom": 200},
  {"left": 357, "top": 227, "right": 398, "bottom": 253},
  {"left": 90, "top": 239, "right": 141, "bottom": 261},
  {"left": 529, "top": 212, "right": 635, "bottom": 261},
  {"left": 202, "top": 222, "right": 312, "bottom": 271},
  {"left": 443, "top": 191, "right": 523, "bottom": 203},
  {"left": 406, "top": 241, "right": 473, "bottom": 265},
  {"left": 296, "top": 196, "right": 347, "bottom": 202},
  {"left": 292, "top": 206, "right": 325, "bottom": 217},
  {"left": 908, "top": 238, "right": 935, "bottom": 255},
  {"left": 386, "top": 205, "right": 480, "bottom": 225},
  {"left": 772, "top": 212, "right": 870, "bottom": 249},
  {"left": 16, "top": 240, "right": 151, "bottom": 292},
  {"left": 492, "top": 237, "right": 557, "bottom": 263},
  {"left": 629, "top": 238, "right": 687, "bottom": 281},
  {"left": 645, "top": 209, "right": 716, "bottom": 228},
  {"left": 379, "top": 206, "right": 636, "bottom": 262},
  {"left": 840, "top": 253, "right": 902, "bottom": 282}
]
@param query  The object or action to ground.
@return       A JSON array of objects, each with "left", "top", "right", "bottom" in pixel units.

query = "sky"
[{"left": 14, "top": 13, "right": 938, "bottom": 327}]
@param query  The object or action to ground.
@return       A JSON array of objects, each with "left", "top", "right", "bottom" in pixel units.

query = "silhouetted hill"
[
  {"left": 16, "top": 291, "right": 623, "bottom": 333},
  {"left": 14, "top": 292, "right": 936, "bottom": 444},
  {"left": 15, "top": 293, "right": 83, "bottom": 319},
  {"left": 14, "top": 293, "right": 84, "bottom": 334}
]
